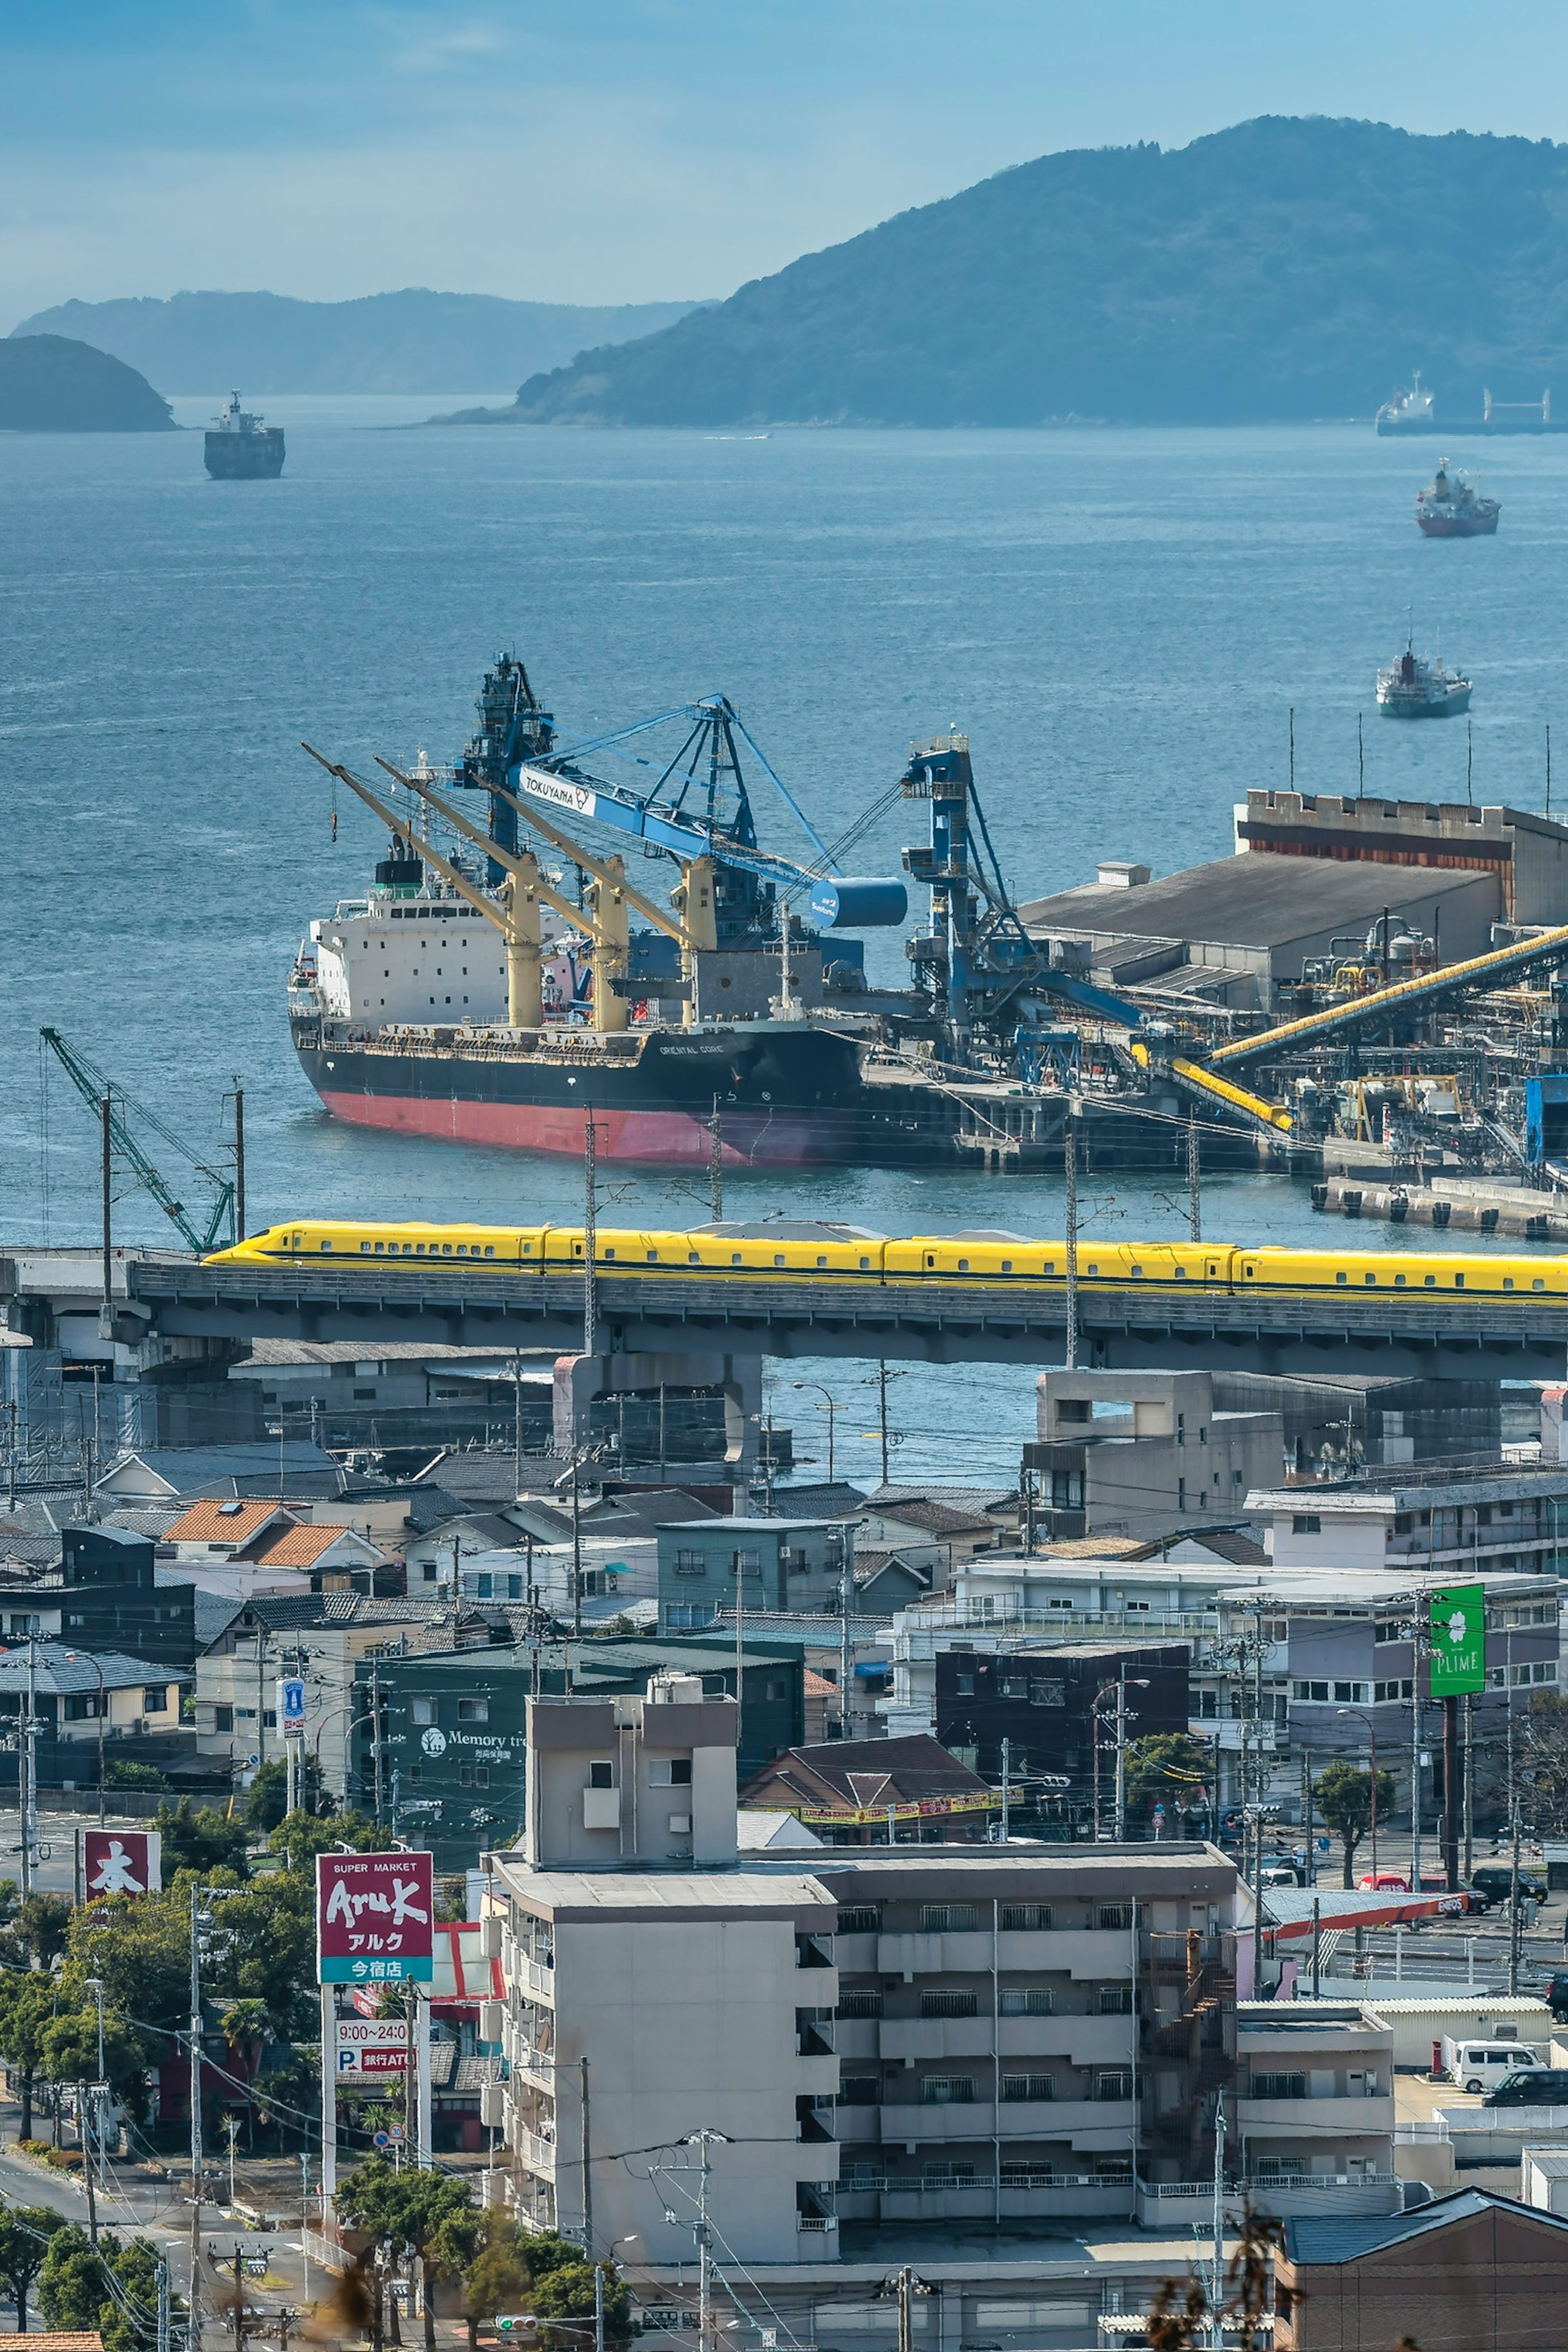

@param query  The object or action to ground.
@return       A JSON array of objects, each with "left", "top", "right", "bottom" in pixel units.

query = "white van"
[{"left": 1442, "top": 2036, "right": 1543, "bottom": 2094}]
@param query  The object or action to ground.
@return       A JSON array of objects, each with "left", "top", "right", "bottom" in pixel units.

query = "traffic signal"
[{"left": 494, "top": 2320, "right": 536, "bottom": 2337}]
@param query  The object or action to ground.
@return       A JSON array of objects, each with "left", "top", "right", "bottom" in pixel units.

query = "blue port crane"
[{"left": 39, "top": 1028, "right": 236, "bottom": 1253}]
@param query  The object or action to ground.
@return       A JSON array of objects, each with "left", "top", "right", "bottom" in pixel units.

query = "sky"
[{"left": 6, "top": 0, "right": 1568, "bottom": 327}]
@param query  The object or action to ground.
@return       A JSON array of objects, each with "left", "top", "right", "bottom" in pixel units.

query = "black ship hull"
[
  {"left": 293, "top": 1021, "right": 1260, "bottom": 1173},
  {"left": 205, "top": 427, "right": 285, "bottom": 479}
]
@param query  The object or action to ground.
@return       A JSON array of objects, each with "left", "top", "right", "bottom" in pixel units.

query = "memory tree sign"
[{"left": 316, "top": 1851, "right": 434, "bottom": 1984}]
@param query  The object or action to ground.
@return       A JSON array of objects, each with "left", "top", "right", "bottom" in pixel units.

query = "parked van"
[{"left": 1442, "top": 2036, "right": 1543, "bottom": 2094}]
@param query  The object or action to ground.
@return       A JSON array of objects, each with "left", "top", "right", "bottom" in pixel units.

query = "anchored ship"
[
  {"left": 204, "top": 392, "right": 285, "bottom": 480},
  {"left": 1416, "top": 461, "right": 1500, "bottom": 537},
  {"left": 1376, "top": 633, "right": 1472, "bottom": 718},
  {"left": 1377, "top": 372, "right": 1441, "bottom": 436},
  {"left": 286, "top": 656, "right": 1271, "bottom": 1173}
]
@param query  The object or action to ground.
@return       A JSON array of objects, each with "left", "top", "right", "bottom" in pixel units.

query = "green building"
[{"left": 353, "top": 1634, "right": 805, "bottom": 1868}]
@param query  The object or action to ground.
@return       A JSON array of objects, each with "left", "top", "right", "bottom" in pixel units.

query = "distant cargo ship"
[
  {"left": 1377, "top": 634, "right": 1472, "bottom": 718},
  {"left": 204, "top": 391, "right": 285, "bottom": 479},
  {"left": 1416, "top": 461, "right": 1500, "bottom": 537},
  {"left": 1376, "top": 373, "right": 1564, "bottom": 438}
]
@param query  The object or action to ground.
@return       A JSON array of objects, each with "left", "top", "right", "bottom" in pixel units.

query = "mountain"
[
  {"left": 0, "top": 334, "right": 177, "bottom": 431},
  {"left": 506, "top": 117, "right": 1568, "bottom": 427},
  {"left": 8, "top": 289, "right": 708, "bottom": 395}
]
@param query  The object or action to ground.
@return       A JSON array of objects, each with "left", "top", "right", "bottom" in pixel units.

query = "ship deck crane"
[{"left": 39, "top": 1027, "right": 236, "bottom": 1253}]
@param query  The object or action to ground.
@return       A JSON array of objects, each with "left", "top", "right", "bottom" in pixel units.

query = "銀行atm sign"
[{"left": 316, "top": 1851, "right": 434, "bottom": 1984}]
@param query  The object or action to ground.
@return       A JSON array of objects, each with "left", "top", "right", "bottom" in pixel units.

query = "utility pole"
[
  {"left": 1186, "top": 1119, "right": 1201, "bottom": 1243},
  {"left": 999, "top": 1737, "right": 1011, "bottom": 1843},
  {"left": 189, "top": 1882, "right": 206, "bottom": 2352},
  {"left": 101, "top": 1091, "right": 114, "bottom": 1314},
  {"left": 1209, "top": 2089, "right": 1226, "bottom": 2349},
  {"left": 878, "top": 1361, "right": 890, "bottom": 1488},
  {"left": 1114, "top": 1682, "right": 1127, "bottom": 1843},
  {"left": 231, "top": 2247, "right": 245, "bottom": 2352},
  {"left": 1063, "top": 1092, "right": 1081, "bottom": 1372},
  {"left": 232, "top": 1084, "right": 246, "bottom": 1243},
  {"left": 570, "top": 1454, "right": 584, "bottom": 1637},
  {"left": 370, "top": 1664, "right": 384, "bottom": 1827},
  {"left": 582, "top": 1112, "right": 598, "bottom": 1362},
  {"left": 838, "top": 1572, "right": 852, "bottom": 1740},
  {"left": 1463, "top": 1692, "right": 1475, "bottom": 1882},
  {"left": 19, "top": 1636, "right": 37, "bottom": 1901},
  {"left": 1442, "top": 1692, "right": 1461, "bottom": 1895},
  {"left": 512, "top": 1350, "right": 524, "bottom": 1496},
  {"left": 578, "top": 2057, "right": 592, "bottom": 2254},
  {"left": 79, "top": 2081, "right": 98, "bottom": 2243},
  {"left": 1509, "top": 1802, "right": 1525, "bottom": 1995}
]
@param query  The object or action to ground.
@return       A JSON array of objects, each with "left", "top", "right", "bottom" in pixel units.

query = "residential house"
[
  {"left": 1247, "top": 1457, "right": 1568, "bottom": 1577},
  {"left": 1272, "top": 2187, "right": 1568, "bottom": 2352},
  {"left": 739, "top": 1733, "right": 996, "bottom": 1846},
  {"left": 0, "top": 1643, "right": 190, "bottom": 1788},
  {"left": 659, "top": 1516, "right": 854, "bottom": 1633},
  {"left": 94, "top": 1441, "right": 343, "bottom": 1503},
  {"left": 1236, "top": 2001, "right": 1396, "bottom": 2218}
]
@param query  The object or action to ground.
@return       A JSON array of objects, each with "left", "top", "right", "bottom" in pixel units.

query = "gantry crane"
[{"left": 40, "top": 1028, "right": 236, "bottom": 1252}]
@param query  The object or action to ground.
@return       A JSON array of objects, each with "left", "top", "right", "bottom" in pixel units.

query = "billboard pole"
[{"left": 320, "top": 1985, "right": 336, "bottom": 2224}]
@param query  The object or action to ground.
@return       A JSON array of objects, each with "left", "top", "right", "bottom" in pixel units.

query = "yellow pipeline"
[
  {"left": 1129, "top": 1040, "right": 1293, "bottom": 1134},
  {"left": 1209, "top": 919, "right": 1568, "bottom": 1068}
]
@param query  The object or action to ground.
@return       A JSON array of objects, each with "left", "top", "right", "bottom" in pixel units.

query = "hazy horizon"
[{"left": 7, "top": 1, "right": 1568, "bottom": 330}]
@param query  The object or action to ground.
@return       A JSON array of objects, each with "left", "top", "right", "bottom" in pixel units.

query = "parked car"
[
  {"left": 1471, "top": 1864, "right": 1548, "bottom": 1907},
  {"left": 1481, "top": 2068, "right": 1568, "bottom": 2108},
  {"left": 1443, "top": 2036, "right": 1543, "bottom": 2094},
  {"left": 1544, "top": 1969, "right": 1568, "bottom": 2024}
]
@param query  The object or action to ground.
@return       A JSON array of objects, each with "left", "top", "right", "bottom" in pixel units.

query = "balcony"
[
  {"left": 861, "top": 2178, "right": 1134, "bottom": 2223},
  {"left": 515, "top": 2127, "right": 557, "bottom": 2175},
  {"left": 1238, "top": 2096, "right": 1395, "bottom": 2136},
  {"left": 876, "top": 1929, "right": 1133, "bottom": 1979},
  {"left": 516, "top": 1957, "right": 555, "bottom": 2002},
  {"left": 1137, "top": 2174, "right": 1402, "bottom": 2227},
  {"left": 880, "top": 2097, "right": 1134, "bottom": 2146},
  {"left": 875, "top": 2015, "right": 1134, "bottom": 2066}
]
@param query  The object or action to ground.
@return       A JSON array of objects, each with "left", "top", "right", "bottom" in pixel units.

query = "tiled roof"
[
  {"left": 0, "top": 2334, "right": 106, "bottom": 2350},
  {"left": 744, "top": 1733, "right": 988, "bottom": 1810},
  {"left": 1283, "top": 2187, "right": 1568, "bottom": 2265},
  {"left": 165, "top": 1501, "right": 283, "bottom": 1546},
  {"left": 249, "top": 1523, "right": 377, "bottom": 1569},
  {"left": 0, "top": 1643, "right": 183, "bottom": 1695}
]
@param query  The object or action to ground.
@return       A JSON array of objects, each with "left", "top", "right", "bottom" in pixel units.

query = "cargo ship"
[
  {"left": 1416, "top": 461, "right": 1500, "bottom": 537},
  {"left": 205, "top": 391, "right": 285, "bottom": 479},
  {"left": 1376, "top": 634, "right": 1471, "bottom": 718},
  {"left": 286, "top": 657, "right": 1269, "bottom": 1173}
]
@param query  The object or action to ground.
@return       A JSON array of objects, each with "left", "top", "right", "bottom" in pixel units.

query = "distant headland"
[{"left": 0, "top": 334, "right": 177, "bottom": 432}]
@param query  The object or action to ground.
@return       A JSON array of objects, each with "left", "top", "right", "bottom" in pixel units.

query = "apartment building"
[
  {"left": 1236, "top": 2002, "right": 1397, "bottom": 2218},
  {"left": 1028, "top": 1371, "right": 1283, "bottom": 1541},
  {"left": 490, "top": 1682, "right": 1238, "bottom": 2268},
  {"left": 658, "top": 1516, "right": 853, "bottom": 1633},
  {"left": 1248, "top": 1459, "right": 1568, "bottom": 1578}
]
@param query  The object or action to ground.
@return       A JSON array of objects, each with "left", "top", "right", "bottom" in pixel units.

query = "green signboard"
[{"left": 1429, "top": 1584, "right": 1486, "bottom": 1696}]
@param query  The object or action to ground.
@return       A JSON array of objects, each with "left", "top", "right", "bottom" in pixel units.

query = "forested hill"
[
  {"left": 0, "top": 335, "right": 177, "bottom": 430},
  {"left": 9, "top": 289, "right": 707, "bottom": 395},
  {"left": 508, "top": 117, "right": 1568, "bottom": 428}
]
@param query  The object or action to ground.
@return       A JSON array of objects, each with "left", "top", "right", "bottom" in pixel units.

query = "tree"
[
  {"left": 532, "top": 2257, "right": 631, "bottom": 2352},
  {"left": 247, "top": 1757, "right": 324, "bottom": 1831},
  {"left": 153, "top": 1799, "right": 252, "bottom": 1879},
  {"left": 15, "top": 1895, "right": 73, "bottom": 1969},
  {"left": 104, "top": 1760, "right": 166, "bottom": 1792},
  {"left": 1123, "top": 1734, "right": 1214, "bottom": 1831},
  {"left": 38, "top": 2224, "right": 102, "bottom": 2329},
  {"left": 336, "top": 2159, "right": 480, "bottom": 2352},
  {"left": 1519, "top": 1691, "right": 1568, "bottom": 1836},
  {"left": 220, "top": 1998, "right": 271, "bottom": 2073},
  {"left": 0, "top": 2201, "right": 69, "bottom": 2329},
  {"left": 38, "top": 2004, "right": 146, "bottom": 2108},
  {"left": 462, "top": 2227, "right": 532, "bottom": 2352},
  {"left": 265, "top": 1807, "right": 390, "bottom": 1864},
  {"left": 1314, "top": 1761, "right": 1396, "bottom": 1889},
  {"left": 36, "top": 2224, "right": 170, "bottom": 2349},
  {"left": 0, "top": 1969, "right": 62, "bottom": 2139}
]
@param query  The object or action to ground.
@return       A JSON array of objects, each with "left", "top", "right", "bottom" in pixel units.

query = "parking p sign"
[{"left": 278, "top": 1677, "right": 307, "bottom": 1735}]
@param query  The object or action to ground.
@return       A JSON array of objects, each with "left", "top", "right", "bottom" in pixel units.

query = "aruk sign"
[{"left": 316, "top": 1851, "right": 434, "bottom": 1984}]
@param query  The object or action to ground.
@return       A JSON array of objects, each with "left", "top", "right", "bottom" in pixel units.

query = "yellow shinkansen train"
[{"left": 206, "top": 1221, "right": 1566, "bottom": 1297}]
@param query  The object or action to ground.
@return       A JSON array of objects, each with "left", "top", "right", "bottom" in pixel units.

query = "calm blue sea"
[{"left": 4, "top": 399, "right": 1565, "bottom": 1480}]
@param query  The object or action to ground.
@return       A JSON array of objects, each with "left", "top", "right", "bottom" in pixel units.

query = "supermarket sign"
[
  {"left": 316, "top": 1851, "right": 434, "bottom": 1984},
  {"left": 1429, "top": 1584, "right": 1486, "bottom": 1697}
]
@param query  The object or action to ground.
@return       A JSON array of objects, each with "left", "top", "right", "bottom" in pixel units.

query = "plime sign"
[{"left": 1429, "top": 1584, "right": 1486, "bottom": 1696}]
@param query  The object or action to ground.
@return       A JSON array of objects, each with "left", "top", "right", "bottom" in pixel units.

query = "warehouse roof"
[{"left": 1020, "top": 852, "right": 1489, "bottom": 952}]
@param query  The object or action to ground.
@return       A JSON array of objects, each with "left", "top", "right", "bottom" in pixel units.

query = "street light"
[
  {"left": 65, "top": 1650, "right": 107, "bottom": 1828},
  {"left": 791, "top": 1383, "right": 837, "bottom": 1482},
  {"left": 1336, "top": 1708, "right": 1380, "bottom": 1882}
]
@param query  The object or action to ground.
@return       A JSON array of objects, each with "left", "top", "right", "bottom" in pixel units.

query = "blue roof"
[{"left": 1284, "top": 2187, "right": 1568, "bottom": 2266}]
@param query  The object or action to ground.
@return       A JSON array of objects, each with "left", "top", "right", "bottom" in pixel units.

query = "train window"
[
  {"left": 1206, "top": 1263, "right": 1217, "bottom": 1276},
  {"left": 1364, "top": 1272, "right": 1376, "bottom": 1285},
  {"left": 402, "top": 1243, "right": 413, "bottom": 1255},
  {"left": 1394, "top": 1273, "right": 1406, "bottom": 1286},
  {"left": 1001, "top": 1259, "right": 1012, "bottom": 1273},
  {"left": 1424, "top": 1274, "right": 1436, "bottom": 1287},
  {"left": 441, "top": 1243, "right": 452, "bottom": 1256},
  {"left": 292, "top": 1233, "right": 302, "bottom": 1245},
  {"left": 1535, "top": 1278, "right": 1546, "bottom": 1292},
  {"left": 456, "top": 1245, "right": 467, "bottom": 1256},
  {"left": 1504, "top": 1277, "right": 1515, "bottom": 1292},
  {"left": 485, "top": 1246, "right": 495, "bottom": 1258},
  {"left": 416, "top": 1243, "right": 426, "bottom": 1255},
  {"left": 361, "top": 1242, "right": 372, "bottom": 1254},
  {"left": 688, "top": 1252, "right": 700, "bottom": 1264},
  {"left": 1129, "top": 1264, "right": 1143, "bottom": 1278},
  {"left": 647, "top": 1250, "right": 659, "bottom": 1263},
  {"left": 817, "top": 1254, "right": 828, "bottom": 1268},
  {"left": 958, "top": 1258, "right": 969, "bottom": 1272},
  {"left": 1454, "top": 1274, "right": 1465, "bottom": 1288},
  {"left": 574, "top": 1243, "right": 583, "bottom": 1256},
  {"left": 926, "top": 1254, "right": 935, "bottom": 1267},
  {"left": 604, "top": 1248, "right": 617, "bottom": 1261},
  {"left": 523, "top": 1243, "right": 533, "bottom": 1254},
  {"left": 1243, "top": 1264, "right": 1255, "bottom": 1278},
  {"left": 774, "top": 1254, "right": 786, "bottom": 1267},
  {"left": 860, "top": 1256, "right": 871, "bottom": 1270},
  {"left": 1087, "top": 1263, "right": 1098, "bottom": 1276},
  {"left": 1335, "top": 1272, "right": 1348, "bottom": 1285},
  {"left": 1174, "top": 1266, "right": 1187, "bottom": 1279},
  {"left": 321, "top": 1240, "right": 332, "bottom": 1252},
  {"left": 731, "top": 1252, "right": 742, "bottom": 1265},
  {"left": 1045, "top": 1261, "right": 1056, "bottom": 1273}
]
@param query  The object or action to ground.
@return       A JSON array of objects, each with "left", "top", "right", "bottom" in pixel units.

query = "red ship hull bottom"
[{"left": 318, "top": 1088, "right": 831, "bottom": 1167}]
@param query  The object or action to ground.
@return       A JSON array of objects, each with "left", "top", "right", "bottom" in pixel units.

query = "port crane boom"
[{"left": 39, "top": 1027, "right": 235, "bottom": 1253}]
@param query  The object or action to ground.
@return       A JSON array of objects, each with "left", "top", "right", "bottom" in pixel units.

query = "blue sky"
[{"left": 4, "top": 0, "right": 1568, "bottom": 326}]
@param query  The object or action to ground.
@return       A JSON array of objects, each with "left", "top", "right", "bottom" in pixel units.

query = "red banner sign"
[
  {"left": 316, "top": 1851, "right": 434, "bottom": 1984},
  {"left": 84, "top": 1829, "right": 162, "bottom": 1899}
]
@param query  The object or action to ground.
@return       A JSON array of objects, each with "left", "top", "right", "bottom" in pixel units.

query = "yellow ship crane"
[
  {"left": 377, "top": 757, "right": 705, "bottom": 1032},
  {"left": 481, "top": 770, "right": 717, "bottom": 984}
]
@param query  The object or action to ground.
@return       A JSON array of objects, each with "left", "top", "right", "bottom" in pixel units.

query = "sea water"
[{"left": 3, "top": 405, "right": 1565, "bottom": 1479}]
